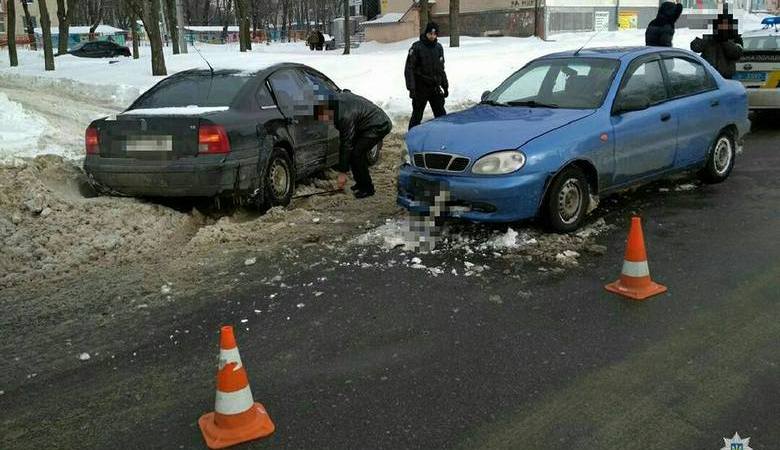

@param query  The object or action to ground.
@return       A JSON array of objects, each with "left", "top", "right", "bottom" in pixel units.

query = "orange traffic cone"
[
  {"left": 199, "top": 326, "right": 275, "bottom": 449},
  {"left": 605, "top": 216, "right": 667, "bottom": 301}
]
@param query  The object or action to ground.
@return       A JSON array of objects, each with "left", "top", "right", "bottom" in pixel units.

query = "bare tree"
[
  {"left": 418, "top": 0, "right": 429, "bottom": 34},
  {"left": 87, "top": 0, "right": 106, "bottom": 35},
  {"left": 342, "top": 0, "right": 349, "bottom": 54},
  {"left": 56, "top": 0, "right": 76, "bottom": 55},
  {"left": 6, "top": 0, "right": 18, "bottom": 66},
  {"left": 20, "top": 0, "right": 38, "bottom": 51},
  {"left": 127, "top": 0, "right": 167, "bottom": 75},
  {"left": 449, "top": 0, "right": 459, "bottom": 47},
  {"left": 39, "top": 0, "right": 56, "bottom": 70},
  {"left": 164, "top": 0, "right": 181, "bottom": 53},
  {"left": 235, "top": 0, "right": 250, "bottom": 51}
]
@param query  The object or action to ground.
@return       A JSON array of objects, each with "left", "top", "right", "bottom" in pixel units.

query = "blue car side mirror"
[{"left": 481, "top": 90, "right": 492, "bottom": 102}]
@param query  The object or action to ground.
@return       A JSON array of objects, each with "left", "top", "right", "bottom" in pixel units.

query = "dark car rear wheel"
[
  {"left": 542, "top": 166, "right": 590, "bottom": 233},
  {"left": 263, "top": 148, "right": 295, "bottom": 208},
  {"left": 699, "top": 131, "right": 735, "bottom": 184},
  {"left": 367, "top": 141, "right": 382, "bottom": 166}
]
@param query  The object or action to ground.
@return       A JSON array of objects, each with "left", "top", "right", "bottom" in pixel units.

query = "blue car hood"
[{"left": 407, "top": 105, "right": 596, "bottom": 158}]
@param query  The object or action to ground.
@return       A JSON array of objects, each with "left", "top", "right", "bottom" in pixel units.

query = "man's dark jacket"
[
  {"left": 690, "top": 35, "right": 744, "bottom": 79},
  {"left": 404, "top": 35, "right": 449, "bottom": 97},
  {"left": 645, "top": 2, "right": 683, "bottom": 47},
  {"left": 333, "top": 91, "right": 392, "bottom": 172}
]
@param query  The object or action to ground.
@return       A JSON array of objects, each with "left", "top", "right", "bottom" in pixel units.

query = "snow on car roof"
[
  {"left": 34, "top": 25, "right": 126, "bottom": 35},
  {"left": 120, "top": 106, "right": 230, "bottom": 116}
]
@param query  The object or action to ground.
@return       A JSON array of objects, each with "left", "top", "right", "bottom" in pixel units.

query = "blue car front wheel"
[{"left": 543, "top": 166, "right": 591, "bottom": 233}]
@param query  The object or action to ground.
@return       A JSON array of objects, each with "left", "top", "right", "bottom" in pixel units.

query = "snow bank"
[{"left": 0, "top": 93, "right": 47, "bottom": 159}]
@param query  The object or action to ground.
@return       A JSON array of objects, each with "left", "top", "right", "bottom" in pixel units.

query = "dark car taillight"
[
  {"left": 198, "top": 125, "right": 231, "bottom": 154},
  {"left": 85, "top": 126, "right": 100, "bottom": 155}
]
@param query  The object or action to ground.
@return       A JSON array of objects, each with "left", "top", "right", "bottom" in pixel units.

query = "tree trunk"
[
  {"left": 165, "top": 0, "right": 181, "bottom": 54},
  {"left": 342, "top": 0, "right": 349, "bottom": 54},
  {"left": 7, "top": 0, "right": 18, "bottom": 66},
  {"left": 130, "top": 7, "right": 140, "bottom": 59},
  {"left": 56, "top": 0, "right": 69, "bottom": 54},
  {"left": 236, "top": 0, "right": 247, "bottom": 51},
  {"left": 419, "top": 0, "right": 429, "bottom": 34},
  {"left": 449, "top": 0, "right": 459, "bottom": 47},
  {"left": 142, "top": 0, "right": 168, "bottom": 75},
  {"left": 21, "top": 1, "right": 37, "bottom": 51},
  {"left": 202, "top": 0, "right": 211, "bottom": 24},
  {"left": 39, "top": 0, "right": 56, "bottom": 70},
  {"left": 89, "top": 0, "right": 104, "bottom": 35}
]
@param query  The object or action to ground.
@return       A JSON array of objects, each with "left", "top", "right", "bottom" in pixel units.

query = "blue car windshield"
[{"left": 488, "top": 58, "right": 620, "bottom": 109}]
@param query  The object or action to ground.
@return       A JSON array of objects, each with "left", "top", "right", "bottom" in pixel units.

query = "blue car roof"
[{"left": 543, "top": 46, "right": 658, "bottom": 60}]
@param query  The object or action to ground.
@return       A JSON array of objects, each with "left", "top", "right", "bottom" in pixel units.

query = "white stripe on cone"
[
  {"left": 215, "top": 385, "right": 255, "bottom": 415},
  {"left": 219, "top": 347, "right": 242, "bottom": 370},
  {"left": 621, "top": 260, "right": 650, "bottom": 278}
]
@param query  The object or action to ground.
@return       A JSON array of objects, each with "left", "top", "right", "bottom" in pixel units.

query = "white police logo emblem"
[{"left": 721, "top": 432, "right": 752, "bottom": 450}]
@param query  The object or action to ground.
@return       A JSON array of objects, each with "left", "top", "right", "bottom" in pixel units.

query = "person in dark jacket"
[
  {"left": 318, "top": 90, "right": 392, "bottom": 198},
  {"left": 645, "top": 0, "right": 683, "bottom": 47},
  {"left": 405, "top": 22, "right": 449, "bottom": 130},
  {"left": 690, "top": 7, "right": 744, "bottom": 79}
]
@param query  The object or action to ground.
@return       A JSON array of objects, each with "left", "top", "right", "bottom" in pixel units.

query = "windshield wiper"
[
  {"left": 480, "top": 99, "right": 509, "bottom": 107},
  {"left": 507, "top": 100, "right": 560, "bottom": 108}
]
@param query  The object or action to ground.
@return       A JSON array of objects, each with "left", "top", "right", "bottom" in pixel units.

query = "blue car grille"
[{"left": 413, "top": 152, "right": 470, "bottom": 173}]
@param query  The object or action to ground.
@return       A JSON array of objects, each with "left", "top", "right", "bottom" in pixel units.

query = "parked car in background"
[
  {"left": 735, "top": 18, "right": 780, "bottom": 111},
  {"left": 84, "top": 63, "right": 381, "bottom": 208},
  {"left": 398, "top": 47, "right": 750, "bottom": 232},
  {"left": 65, "top": 41, "right": 131, "bottom": 58}
]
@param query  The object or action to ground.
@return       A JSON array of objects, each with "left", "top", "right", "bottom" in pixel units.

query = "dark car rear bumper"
[{"left": 84, "top": 155, "right": 260, "bottom": 197}]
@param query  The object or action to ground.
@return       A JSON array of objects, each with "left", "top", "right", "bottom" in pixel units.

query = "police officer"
[{"left": 405, "top": 22, "right": 449, "bottom": 130}]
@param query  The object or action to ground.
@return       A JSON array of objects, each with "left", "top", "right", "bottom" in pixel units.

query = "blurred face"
[
  {"left": 316, "top": 105, "right": 334, "bottom": 124},
  {"left": 426, "top": 31, "right": 437, "bottom": 42},
  {"left": 718, "top": 20, "right": 731, "bottom": 31}
]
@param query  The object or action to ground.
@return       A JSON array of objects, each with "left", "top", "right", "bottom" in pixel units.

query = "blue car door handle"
[
  {"left": 710, "top": 99, "right": 720, "bottom": 107},
  {"left": 660, "top": 113, "right": 671, "bottom": 122}
]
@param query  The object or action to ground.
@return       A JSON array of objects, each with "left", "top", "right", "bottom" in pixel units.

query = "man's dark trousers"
[
  {"left": 408, "top": 94, "right": 446, "bottom": 130},
  {"left": 350, "top": 135, "right": 382, "bottom": 193}
]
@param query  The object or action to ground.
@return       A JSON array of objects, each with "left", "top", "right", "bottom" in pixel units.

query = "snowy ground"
[{"left": 0, "top": 13, "right": 769, "bottom": 163}]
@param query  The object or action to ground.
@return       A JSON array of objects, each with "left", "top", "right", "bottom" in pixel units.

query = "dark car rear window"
[{"left": 131, "top": 71, "right": 253, "bottom": 109}]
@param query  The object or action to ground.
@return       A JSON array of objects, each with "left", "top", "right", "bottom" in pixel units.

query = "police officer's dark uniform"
[{"left": 405, "top": 22, "right": 449, "bottom": 130}]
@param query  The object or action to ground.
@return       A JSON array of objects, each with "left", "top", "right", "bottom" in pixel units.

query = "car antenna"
[
  {"left": 191, "top": 41, "right": 215, "bottom": 75},
  {"left": 574, "top": 31, "right": 600, "bottom": 56}
]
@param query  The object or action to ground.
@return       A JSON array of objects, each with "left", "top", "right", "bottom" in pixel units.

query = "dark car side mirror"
[
  {"left": 614, "top": 94, "right": 650, "bottom": 115},
  {"left": 481, "top": 90, "right": 492, "bottom": 102}
]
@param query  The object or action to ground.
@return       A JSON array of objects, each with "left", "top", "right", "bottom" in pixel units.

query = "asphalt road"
[{"left": 1, "top": 114, "right": 778, "bottom": 450}]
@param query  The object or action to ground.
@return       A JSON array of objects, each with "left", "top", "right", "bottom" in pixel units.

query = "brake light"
[
  {"left": 198, "top": 125, "right": 231, "bottom": 154},
  {"left": 85, "top": 126, "right": 100, "bottom": 155}
]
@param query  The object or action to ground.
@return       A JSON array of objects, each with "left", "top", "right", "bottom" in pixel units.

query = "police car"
[{"left": 736, "top": 17, "right": 780, "bottom": 110}]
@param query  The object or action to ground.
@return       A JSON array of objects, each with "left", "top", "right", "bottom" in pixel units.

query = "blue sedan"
[{"left": 397, "top": 46, "right": 750, "bottom": 232}]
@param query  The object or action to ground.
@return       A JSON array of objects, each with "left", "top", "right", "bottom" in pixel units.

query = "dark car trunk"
[{"left": 99, "top": 115, "right": 201, "bottom": 161}]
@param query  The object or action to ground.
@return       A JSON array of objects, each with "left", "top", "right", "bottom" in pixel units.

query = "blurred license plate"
[
  {"left": 735, "top": 71, "right": 767, "bottom": 82},
  {"left": 125, "top": 135, "right": 173, "bottom": 152},
  {"left": 410, "top": 175, "right": 447, "bottom": 204}
]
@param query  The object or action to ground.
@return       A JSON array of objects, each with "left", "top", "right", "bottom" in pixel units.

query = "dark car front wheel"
[
  {"left": 699, "top": 131, "right": 735, "bottom": 184},
  {"left": 263, "top": 148, "right": 295, "bottom": 208},
  {"left": 542, "top": 166, "right": 590, "bottom": 233}
]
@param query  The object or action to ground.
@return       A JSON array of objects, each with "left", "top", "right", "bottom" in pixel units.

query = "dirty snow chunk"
[
  {"left": 312, "top": 217, "right": 321, "bottom": 224},
  {"left": 296, "top": 303, "right": 305, "bottom": 308},
  {"left": 0, "top": 390, "right": 4, "bottom": 395},
  {"left": 411, "top": 257, "right": 422, "bottom": 265},
  {"left": 562, "top": 250, "right": 580, "bottom": 258},
  {"left": 240, "top": 319, "right": 249, "bottom": 323},
  {"left": 78, "top": 352, "right": 91, "bottom": 361},
  {"left": 451, "top": 268, "right": 458, "bottom": 276},
  {"left": 464, "top": 261, "right": 475, "bottom": 269},
  {"left": 244, "top": 257, "right": 257, "bottom": 266},
  {"left": 489, "top": 295, "right": 503, "bottom": 305},
  {"left": 428, "top": 267, "right": 444, "bottom": 276},
  {"left": 314, "top": 291, "right": 324, "bottom": 297},
  {"left": 675, "top": 183, "right": 697, "bottom": 191},
  {"left": 254, "top": 309, "right": 262, "bottom": 314},
  {"left": 659, "top": 187, "right": 670, "bottom": 193},
  {"left": 484, "top": 228, "right": 521, "bottom": 249},
  {"left": 411, "top": 264, "right": 427, "bottom": 270},
  {"left": 575, "top": 218, "right": 611, "bottom": 239},
  {"left": 160, "top": 284, "right": 172, "bottom": 295}
]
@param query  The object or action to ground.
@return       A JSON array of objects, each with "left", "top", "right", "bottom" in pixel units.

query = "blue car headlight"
[
  {"left": 400, "top": 141, "right": 411, "bottom": 166},
  {"left": 472, "top": 151, "right": 526, "bottom": 175}
]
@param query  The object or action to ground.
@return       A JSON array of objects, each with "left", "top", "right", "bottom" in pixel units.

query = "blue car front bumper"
[{"left": 396, "top": 164, "right": 548, "bottom": 223}]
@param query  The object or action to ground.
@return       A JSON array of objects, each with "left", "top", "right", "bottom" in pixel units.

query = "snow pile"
[{"left": 0, "top": 93, "right": 47, "bottom": 160}]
